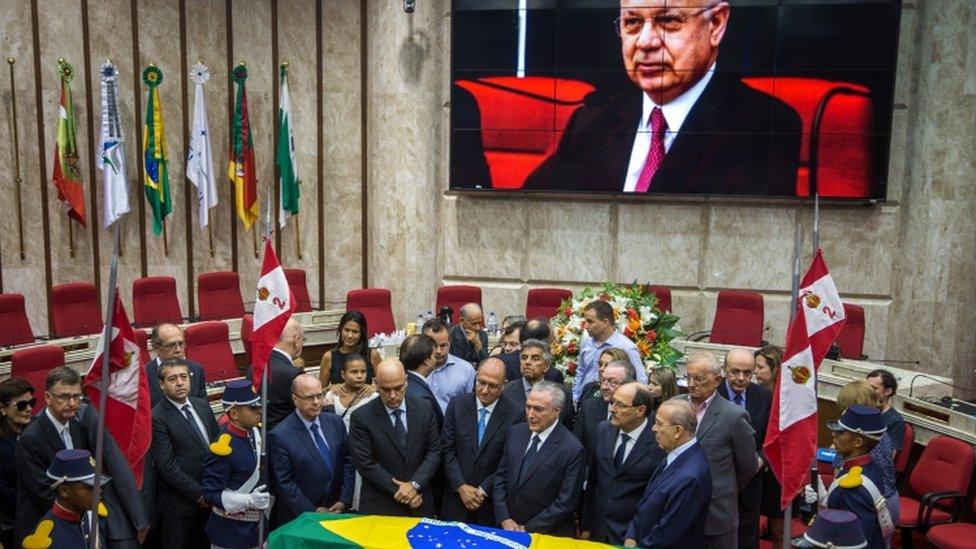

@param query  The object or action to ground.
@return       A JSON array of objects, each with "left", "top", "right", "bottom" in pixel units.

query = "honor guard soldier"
[
  {"left": 201, "top": 380, "right": 272, "bottom": 549},
  {"left": 22, "top": 449, "right": 109, "bottom": 549},
  {"left": 794, "top": 509, "right": 868, "bottom": 549},
  {"left": 824, "top": 405, "right": 895, "bottom": 549}
]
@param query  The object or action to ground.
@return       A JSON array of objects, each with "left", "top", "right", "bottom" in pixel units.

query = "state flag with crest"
[{"left": 250, "top": 238, "right": 296, "bottom": 390}]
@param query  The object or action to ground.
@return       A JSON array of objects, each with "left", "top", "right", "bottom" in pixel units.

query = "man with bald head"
[
  {"left": 146, "top": 323, "right": 207, "bottom": 407},
  {"left": 449, "top": 303, "right": 489, "bottom": 365},
  {"left": 524, "top": 0, "right": 801, "bottom": 195},
  {"left": 683, "top": 350, "right": 759, "bottom": 549},
  {"left": 441, "top": 357, "right": 523, "bottom": 525},
  {"left": 268, "top": 374, "right": 354, "bottom": 525},
  {"left": 349, "top": 358, "right": 442, "bottom": 517},
  {"left": 718, "top": 348, "right": 772, "bottom": 549},
  {"left": 253, "top": 317, "right": 305, "bottom": 431}
]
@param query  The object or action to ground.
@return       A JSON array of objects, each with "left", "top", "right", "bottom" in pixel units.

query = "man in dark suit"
[
  {"left": 251, "top": 317, "right": 304, "bottom": 431},
  {"left": 502, "top": 339, "right": 573, "bottom": 428},
  {"left": 349, "top": 358, "right": 442, "bottom": 517},
  {"left": 494, "top": 381, "right": 584, "bottom": 536},
  {"left": 149, "top": 358, "right": 220, "bottom": 549},
  {"left": 268, "top": 374, "right": 354, "bottom": 525},
  {"left": 624, "top": 398, "right": 712, "bottom": 548},
  {"left": 15, "top": 367, "right": 149, "bottom": 548},
  {"left": 523, "top": 0, "right": 801, "bottom": 196},
  {"left": 447, "top": 303, "right": 489, "bottom": 366},
  {"left": 575, "top": 359, "right": 636, "bottom": 465},
  {"left": 499, "top": 319, "right": 563, "bottom": 384},
  {"left": 719, "top": 348, "right": 773, "bottom": 549},
  {"left": 400, "top": 334, "right": 445, "bottom": 430},
  {"left": 685, "top": 351, "right": 760, "bottom": 549},
  {"left": 145, "top": 323, "right": 207, "bottom": 407},
  {"left": 441, "top": 357, "right": 523, "bottom": 525},
  {"left": 583, "top": 382, "right": 666, "bottom": 544}
]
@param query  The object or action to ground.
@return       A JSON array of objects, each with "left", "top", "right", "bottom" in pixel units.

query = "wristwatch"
[{"left": 410, "top": 481, "right": 421, "bottom": 491}]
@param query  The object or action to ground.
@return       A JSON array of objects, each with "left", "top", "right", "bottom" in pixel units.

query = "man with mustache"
[{"left": 524, "top": 0, "right": 801, "bottom": 195}]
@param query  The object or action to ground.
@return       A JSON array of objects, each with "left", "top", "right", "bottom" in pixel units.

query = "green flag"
[
  {"left": 276, "top": 63, "right": 300, "bottom": 228},
  {"left": 142, "top": 65, "right": 171, "bottom": 236}
]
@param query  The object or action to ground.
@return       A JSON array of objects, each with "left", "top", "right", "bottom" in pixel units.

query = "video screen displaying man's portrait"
[{"left": 450, "top": 0, "right": 901, "bottom": 199}]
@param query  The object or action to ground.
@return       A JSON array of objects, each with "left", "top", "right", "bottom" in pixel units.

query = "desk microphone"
[{"left": 907, "top": 372, "right": 973, "bottom": 398}]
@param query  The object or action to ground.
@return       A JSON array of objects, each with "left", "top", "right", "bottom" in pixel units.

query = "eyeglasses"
[
  {"left": 13, "top": 398, "right": 37, "bottom": 411},
  {"left": 476, "top": 379, "right": 503, "bottom": 391},
  {"left": 157, "top": 340, "right": 186, "bottom": 350},
  {"left": 600, "top": 378, "right": 623, "bottom": 388},
  {"left": 48, "top": 392, "right": 84, "bottom": 404},
  {"left": 610, "top": 400, "right": 636, "bottom": 410},
  {"left": 684, "top": 374, "right": 711, "bottom": 384},
  {"left": 727, "top": 368, "right": 754, "bottom": 379},
  {"left": 614, "top": 4, "right": 717, "bottom": 37},
  {"left": 294, "top": 392, "right": 326, "bottom": 401}
]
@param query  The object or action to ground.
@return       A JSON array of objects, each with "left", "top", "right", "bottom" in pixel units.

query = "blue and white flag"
[
  {"left": 187, "top": 62, "right": 217, "bottom": 228},
  {"left": 98, "top": 60, "right": 130, "bottom": 228}
]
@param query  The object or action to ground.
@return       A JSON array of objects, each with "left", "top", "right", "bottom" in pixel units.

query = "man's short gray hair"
[
  {"left": 687, "top": 350, "right": 722, "bottom": 375},
  {"left": 520, "top": 338, "right": 552, "bottom": 366},
  {"left": 663, "top": 397, "right": 698, "bottom": 433},
  {"left": 604, "top": 359, "right": 636, "bottom": 383},
  {"left": 531, "top": 380, "right": 565, "bottom": 411}
]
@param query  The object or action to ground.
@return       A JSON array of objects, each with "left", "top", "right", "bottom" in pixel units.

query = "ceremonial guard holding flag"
[
  {"left": 201, "top": 380, "right": 272, "bottom": 549},
  {"left": 22, "top": 449, "right": 109, "bottom": 549}
]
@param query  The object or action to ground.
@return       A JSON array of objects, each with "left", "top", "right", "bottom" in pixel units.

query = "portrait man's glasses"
[{"left": 613, "top": 4, "right": 718, "bottom": 37}]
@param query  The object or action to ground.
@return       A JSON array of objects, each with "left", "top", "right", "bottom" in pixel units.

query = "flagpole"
[
  {"left": 68, "top": 221, "right": 75, "bottom": 258},
  {"left": 8, "top": 57, "right": 26, "bottom": 261},
  {"left": 90, "top": 220, "right": 120, "bottom": 549},
  {"left": 162, "top": 217, "right": 169, "bottom": 255},
  {"left": 812, "top": 192, "right": 820, "bottom": 255},
  {"left": 780, "top": 221, "right": 803, "bottom": 549},
  {"left": 256, "top": 186, "right": 272, "bottom": 546},
  {"left": 208, "top": 222, "right": 214, "bottom": 257},
  {"left": 295, "top": 213, "right": 302, "bottom": 259}
]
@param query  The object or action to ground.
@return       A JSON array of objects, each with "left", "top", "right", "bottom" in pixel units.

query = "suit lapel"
[
  {"left": 517, "top": 427, "right": 562, "bottom": 488},
  {"left": 294, "top": 414, "right": 329, "bottom": 470},
  {"left": 166, "top": 400, "right": 209, "bottom": 449},
  {"left": 618, "top": 422, "right": 654, "bottom": 475},
  {"left": 405, "top": 400, "right": 425, "bottom": 463},
  {"left": 373, "top": 400, "right": 405, "bottom": 459},
  {"left": 192, "top": 398, "right": 219, "bottom": 439},
  {"left": 476, "top": 399, "right": 506, "bottom": 457},
  {"left": 38, "top": 413, "right": 65, "bottom": 453},
  {"left": 696, "top": 397, "right": 720, "bottom": 439}
]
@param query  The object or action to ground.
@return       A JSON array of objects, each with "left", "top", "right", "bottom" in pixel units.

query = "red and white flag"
[
  {"left": 85, "top": 291, "right": 152, "bottom": 487},
  {"left": 763, "top": 249, "right": 846, "bottom": 509},
  {"left": 250, "top": 238, "right": 296, "bottom": 390}
]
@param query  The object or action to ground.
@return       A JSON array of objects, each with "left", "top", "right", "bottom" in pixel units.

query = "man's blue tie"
[
  {"left": 733, "top": 393, "right": 744, "bottom": 408},
  {"left": 477, "top": 407, "right": 489, "bottom": 446},
  {"left": 614, "top": 433, "right": 631, "bottom": 470},
  {"left": 392, "top": 409, "right": 408, "bottom": 451},
  {"left": 518, "top": 434, "right": 541, "bottom": 484},
  {"left": 309, "top": 422, "right": 333, "bottom": 478}
]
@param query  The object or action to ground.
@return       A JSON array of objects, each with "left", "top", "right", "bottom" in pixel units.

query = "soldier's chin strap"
[{"left": 826, "top": 467, "right": 895, "bottom": 540}]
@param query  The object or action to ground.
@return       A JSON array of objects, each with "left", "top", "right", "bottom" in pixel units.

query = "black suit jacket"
[
  {"left": 348, "top": 395, "right": 442, "bottom": 517},
  {"left": 502, "top": 379, "right": 574, "bottom": 429},
  {"left": 573, "top": 396, "right": 609, "bottom": 465},
  {"left": 149, "top": 396, "right": 220, "bottom": 519},
  {"left": 493, "top": 422, "right": 585, "bottom": 536},
  {"left": 441, "top": 393, "right": 523, "bottom": 524},
  {"left": 499, "top": 352, "right": 564, "bottom": 384},
  {"left": 583, "top": 420, "right": 667, "bottom": 544},
  {"left": 718, "top": 381, "right": 772, "bottom": 515},
  {"left": 15, "top": 406, "right": 148, "bottom": 546},
  {"left": 523, "top": 73, "right": 802, "bottom": 196},
  {"left": 406, "top": 370, "right": 444, "bottom": 430},
  {"left": 253, "top": 349, "right": 301, "bottom": 432},
  {"left": 448, "top": 324, "right": 489, "bottom": 366},
  {"left": 145, "top": 357, "right": 208, "bottom": 407}
]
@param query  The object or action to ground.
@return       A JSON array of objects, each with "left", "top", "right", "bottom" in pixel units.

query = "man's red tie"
[{"left": 635, "top": 107, "right": 667, "bottom": 193}]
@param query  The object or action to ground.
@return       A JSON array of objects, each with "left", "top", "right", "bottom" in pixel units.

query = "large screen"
[{"left": 450, "top": 0, "right": 902, "bottom": 199}]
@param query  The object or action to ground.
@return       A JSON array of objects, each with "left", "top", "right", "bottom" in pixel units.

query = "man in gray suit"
[{"left": 683, "top": 351, "right": 760, "bottom": 549}]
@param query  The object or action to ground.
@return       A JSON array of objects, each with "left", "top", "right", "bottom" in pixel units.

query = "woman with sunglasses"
[{"left": 0, "top": 378, "right": 34, "bottom": 549}]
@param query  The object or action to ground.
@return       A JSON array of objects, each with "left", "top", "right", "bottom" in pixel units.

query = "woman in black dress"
[
  {"left": 0, "top": 378, "right": 35, "bottom": 549},
  {"left": 754, "top": 345, "right": 787, "bottom": 545},
  {"left": 318, "top": 310, "right": 381, "bottom": 389}
]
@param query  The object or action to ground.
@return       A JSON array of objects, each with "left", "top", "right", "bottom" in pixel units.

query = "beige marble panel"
[
  {"left": 815, "top": 205, "right": 898, "bottom": 297},
  {"left": 669, "top": 290, "right": 706, "bottom": 337},
  {"left": 524, "top": 201, "right": 614, "bottom": 284},
  {"left": 472, "top": 283, "right": 524, "bottom": 327},
  {"left": 701, "top": 205, "right": 796, "bottom": 292},
  {"left": 616, "top": 202, "right": 703, "bottom": 288},
  {"left": 440, "top": 195, "right": 525, "bottom": 281}
]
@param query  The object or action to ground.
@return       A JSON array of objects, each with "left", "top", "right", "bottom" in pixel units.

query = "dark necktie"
[
  {"left": 634, "top": 107, "right": 667, "bottom": 192},
  {"left": 733, "top": 393, "right": 744, "bottom": 408},
  {"left": 308, "top": 422, "right": 334, "bottom": 478},
  {"left": 392, "top": 409, "right": 408, "bottom": 451},
  {"left": 614, "top": 433, "right": 631, "bottom": 470},
  {"left": 182, "top": 404, "right": 209, "bottom": 446},
  {"left": 477, "top": 408, "right": 489, "bottom": 446},
  {"left": 518, "top": 434, "right": 541, "bottom": 483}
]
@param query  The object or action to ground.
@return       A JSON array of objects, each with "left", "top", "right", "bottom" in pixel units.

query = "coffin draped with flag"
[
  {"left": 85, "top": 292, "right": 152, "bottom": 487},
  {"left": 763, "top": 249, "right": 846, "bottom": 509},
  {"left": 250, "top": 239, "right": 297, "bottom": 390}
]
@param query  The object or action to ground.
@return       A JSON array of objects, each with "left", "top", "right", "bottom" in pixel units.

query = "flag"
[
  {"left": 250, "top": 238, "right": 296, "bottom": 390},
  {"left": 763, "top": 248, "right": 846, "bottom": 509},
  {"left": 52, "top": 59, "right": 87, "bottom": 227},
  {"left": 142, "top": 66, "right": 172, "bottom": 236},
  {"left": 228, "top": 64, "right": 259, "bottom": 230},
  {"left": 276, "top": 63, "right": 300, "bottom": 228},
  {"left": 98, "top": 61, "right": 130, "bottom": 228},
  {"left": 187, "top": 62, "right": 218, "bottom": 228},
  {"left": 85, "top": 291, "right": 152, "bottom": 488}
]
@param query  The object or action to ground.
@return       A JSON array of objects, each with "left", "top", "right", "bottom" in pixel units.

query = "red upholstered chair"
[
  {"left": 898, "top": 435, "right": 975, "bottom": 546},
  {"left": 436, "top": 285, "right": 482, "bottom": 325},
  {"left": 11, "top": 345, "right": 65, "bottom": 412},
  {"left": 50, "top": 282, "right": 103, "bottom": 338},
  {"left": 742, "top": 77, "right": 874, "bottom": 199},
  {"left": 197, "top": 272, "right": 245, "bottom": 321},
  {"left": 525, "top": 288, "right": 572, "bottom": 320},
  {"left": 132, "top": 329, "right": 152, "bottom": 368},
  {"left": 927, "top": 496, "right": 976, "bottom": 549},
  {"left": 0, "top": 293, "right": 35, "bottom": 346},
  {"left": 644, "top": 285, "right": 673, "bottom": 314},
  {"left": 346, "top": 289, "right": 395, "bottom": 338},
  {"left": 240, "top": 314, "right": 254, "bottom": 362},
  {"left": 132, "top": 276, "right": 183, "bottom": 327},
  {"left": 895, "top": 422, "right": 915, "bottom": 481},
  {"left": 835, "top": 303, "right": 866, "bottom": 360},
  {"left": 709, "top": 290, "right": 764, "bottom": 347},
  {"left": 284, "top": 269, "right": 312, "bottom": 313},
  {"left": 185, "top": 321, "right": 239, "bottom": 382},
  {"left": 453, "top": 76, "right": 596, "bottom": 188}
]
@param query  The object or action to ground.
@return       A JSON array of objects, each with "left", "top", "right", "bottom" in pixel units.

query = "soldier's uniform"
[
  {"left": 22, "top": 449, "right": 109, "bottom": 549},
  {"left": 201, "top": 380, "right": 271, "bottom": 549}
]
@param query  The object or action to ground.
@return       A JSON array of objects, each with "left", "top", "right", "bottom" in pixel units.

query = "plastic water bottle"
[
  {"left": 417, "top": 313, "right": 424, "bottom": 328},
  {"left": 487, "top": 311, "right": 498, "bottom": 335},
  {"left": 426, "top": 310, "right": 434, "bottom": 321}
]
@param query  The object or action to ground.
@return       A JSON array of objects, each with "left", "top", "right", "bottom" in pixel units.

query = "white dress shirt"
[
  {"left": 613, "top": 418, "right": 649, "bottom": 464},
  {"left": 666, "top": 437, "right": 698, "bottom": 468}
]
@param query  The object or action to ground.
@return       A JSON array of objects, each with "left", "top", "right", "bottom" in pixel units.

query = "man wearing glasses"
[
  {"left": 146, "top": 323, "right": 207, "bottom": 407},
  {"left": 268, "top": 374, "right": 354, "bottom": 526},
  {"left": 524, "top": 0, "right": 801, "bottom": 195},
  {"left": 574, "top": 360, "right": 636, "bottom": 468}
]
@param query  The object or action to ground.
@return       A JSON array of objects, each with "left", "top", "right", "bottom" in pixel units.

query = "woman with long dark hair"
[
  {"left": 318, "top": 310, "right": 381, "bottom": 388},
  {"left": 0, "top": 378, "right": 34, "bottom": 549}
]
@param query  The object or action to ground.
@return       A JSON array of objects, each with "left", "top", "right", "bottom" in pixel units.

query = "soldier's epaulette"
[
  {"left": 838, "top": 465, "right": 864, "bottom": 489},
  {"left": 22, "top": 519, "right": 54, "bottom": 549},
  {"left": 210, "top": 433, "right": 233, "bottom": 456},
  {"left": 98, "top": 501, "right": 109, "bottom": 518}
]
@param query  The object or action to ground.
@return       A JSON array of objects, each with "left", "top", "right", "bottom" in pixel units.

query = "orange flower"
[
  {"left": 551, "top": 341, "right": 564, "bottom": 356},
  {"left": 636, "top": 339, "right": 651, "bottom": 357},
  {"left": 627, "top": 317, "right": 641, "bottom": 333}
]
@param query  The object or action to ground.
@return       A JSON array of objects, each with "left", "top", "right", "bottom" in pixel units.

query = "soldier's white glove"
[
  {"left": 221, "top": 491, "right": 250, "bottom": 514},
  {"left": 803, "top": 475, "right": 828, "bottom": 506},
  {"left": 248, "top": 485, "right": 271, "bottom": 510}
]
